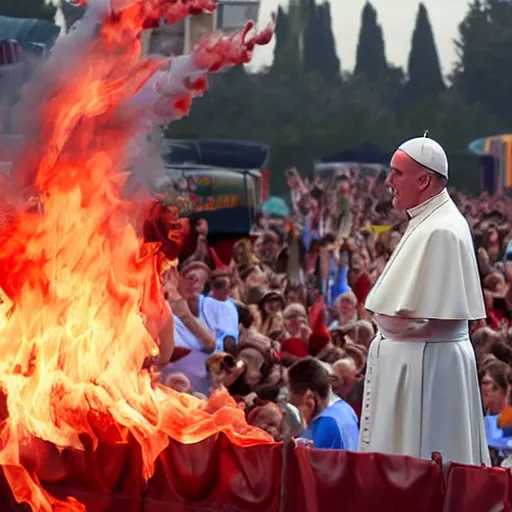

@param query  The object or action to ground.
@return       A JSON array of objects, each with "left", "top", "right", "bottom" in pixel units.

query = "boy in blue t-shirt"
[{"left": 287, "top": 357, "right": 359, "bottom": 450}]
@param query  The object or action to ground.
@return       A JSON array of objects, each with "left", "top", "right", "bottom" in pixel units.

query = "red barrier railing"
[
  {"left": 443, "top": 463, "right": 512, "bottom": 512},
  {"left": 0, "top": 435, "right": 511, "bottom": 511},
  {"left": 282, "top": 445, "right": 444, "bottom": 512}
]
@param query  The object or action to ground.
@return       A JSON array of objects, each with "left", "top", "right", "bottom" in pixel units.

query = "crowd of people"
[{"left": 145, "top": 162, "right": 512, "bottom": 461}]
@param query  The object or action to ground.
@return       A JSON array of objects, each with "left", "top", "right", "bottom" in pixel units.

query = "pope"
[{"left": 358, "top": 133, "right": 490, "bottom": 465}]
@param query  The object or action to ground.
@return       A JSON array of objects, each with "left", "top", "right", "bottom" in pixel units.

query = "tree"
[
  {"left": 316, "top": 1, "right": 341, "bottom": 82},
  {"left": 354, "top": 2, "right": 388, "bottom": 81},
  {"left": 0, "top": 0, "right": 56, "bottom": 22},
  {"left": 166, "top": 0, "right": 506, "bottom": 197},
  {"left": 271, "top": 5, "right": 301, "bottom": 75},
  {"left": 405, "top": 3, "right": 445, "bottom": 104},
  {"left": 302, "top": 0, "right": 320, "bottom": 76},
  {"left": 451, "top": 0, "right": 512, "bottom": 121},
  {"left": 301, "top": 0, "right": 340, "bottom": 79}
]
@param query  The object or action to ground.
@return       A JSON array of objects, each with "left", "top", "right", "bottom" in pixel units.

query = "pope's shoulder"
[{"left": 415, "top": 196, "right": 472, "bottom": 243}]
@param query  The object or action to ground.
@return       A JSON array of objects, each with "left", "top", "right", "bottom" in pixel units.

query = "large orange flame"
[{"left": 0, "top": 2, "right": 273, "bottom": 510}]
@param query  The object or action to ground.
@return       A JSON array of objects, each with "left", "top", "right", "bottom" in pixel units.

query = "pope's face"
[
  {"left": 386, "top": 150, "right": 431, "bottom": 212},
  {"left": 386, "top": 168, "right": 420, "bottom": 212}
]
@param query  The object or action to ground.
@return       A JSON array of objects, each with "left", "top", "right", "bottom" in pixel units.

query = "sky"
[{"left": 251, "top": 0, "right": 469, "bottom": 78}]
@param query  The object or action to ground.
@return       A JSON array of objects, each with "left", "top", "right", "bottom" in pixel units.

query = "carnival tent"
[{"left": 468, "top": 134, "right": 512, "bottom": 193}]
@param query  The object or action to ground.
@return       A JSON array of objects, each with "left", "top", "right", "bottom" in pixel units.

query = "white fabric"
[
  {"left": 161, "top": 351, "right": 211, "bottom": 396},
  {"left": 173, "top": 295, "right": 239, "bottom": 351},
  {"left": 365, "top": 189, "right": 486, "bottom": 320},
  {"left": 361, "top": 189, "right": 489, "bottom": 464},
  {"left": 204, "top": 297, "right": 239, "bottom": 339},
  {"left": 398, "top": 136, "right": 449, "bottom": 178},
  {"left": 169, "top": 296, "right": 238, "bottom": 396},
  {"left": 173, "top": 295, "right": 208, "bottom": 351},
  {"left": 359, "top": 315, "right": 490, "bottom": 465}
]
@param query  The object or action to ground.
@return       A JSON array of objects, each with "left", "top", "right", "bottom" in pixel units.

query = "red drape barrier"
[
  {"left": 0, "top": 436, "right": 144, "bottom": 511},
  {"left": 40, "top": 436, "right": 143, "bottom": 512},
  {"left": 145, "top": 435, "right": 283, "bottom": 512},
  {"left": 2, "top": 435, "right": 512, "bottom": 511},
  {"left": 443, "top": 462, "right": 512, "bottom": 512},
  {"left": 282, "top": 445, "right": 445, "bottom": 512}
]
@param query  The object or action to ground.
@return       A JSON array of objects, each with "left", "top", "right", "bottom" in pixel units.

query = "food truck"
[{"left": 158, "top": 138, "right": 270, "bottom": 236}]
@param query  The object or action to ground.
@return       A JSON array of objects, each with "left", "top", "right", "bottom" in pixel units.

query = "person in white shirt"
[{"left": 162, "top": 261, "right": 239, "bottom": 394}]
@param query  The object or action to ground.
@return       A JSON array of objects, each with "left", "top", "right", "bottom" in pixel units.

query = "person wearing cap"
[{"left": 359, "top": 133, "right": 490, "bottom": 465}]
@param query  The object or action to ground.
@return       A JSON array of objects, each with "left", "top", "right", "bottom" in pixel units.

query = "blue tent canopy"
[{"left": 0, "top": 15, "right": 60, "bottom": 49}]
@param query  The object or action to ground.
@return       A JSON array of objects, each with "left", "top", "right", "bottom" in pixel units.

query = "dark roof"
[
  {"left": 163, "top": 139, "right": 270, "bottom": 171},
  {"left": 0, "top": 16, "right": 60, "bottom": 49}
]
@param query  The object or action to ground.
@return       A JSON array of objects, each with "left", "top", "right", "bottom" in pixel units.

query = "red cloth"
[
  {"left": 170, "top": 347, "right": 191, "bottom": 362},
  {"left": 443, "top": 463, "right": 511, "bottom": 512},
  {"left": 2, "top": 437, "right": 145, "bottom": 511},
  {"left": 283, "top": 447, "right": 444, "bottom": 512},
  {"left": 487, "top": 309, "right": 509, "bottom": 330},
  {"left": 308, "top": 300, "right": 329, "bottom": 356},
  {"left": 352, "top": 272, "right": 372, "bottom": 305},
  {"left": 281, "top": 338, "right": 309, "bottom": 358},
  {"left": 211, "top": 238, "right": 240, "bottom": 266},
  {"left": 1, "top": 436, "right": 511, "bottom": 512},
  {"left": 145, "top": 435, "right": 282, "bottom": 512}
]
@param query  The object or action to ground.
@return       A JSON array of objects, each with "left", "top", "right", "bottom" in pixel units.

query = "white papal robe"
[{"left": 359, "top": 189, "right": 490, "bottom": 465}]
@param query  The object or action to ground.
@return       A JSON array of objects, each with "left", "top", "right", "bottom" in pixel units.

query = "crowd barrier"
[{"left": 0, "top": 434, "right": 511, "bottom": 511}]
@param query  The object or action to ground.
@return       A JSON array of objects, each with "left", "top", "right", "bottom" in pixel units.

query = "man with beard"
[{"left": 359, "top": 133, "right": 490, "bottom": 465}]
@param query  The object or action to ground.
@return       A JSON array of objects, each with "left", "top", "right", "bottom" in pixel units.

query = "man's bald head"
[{"left": 331, "top": 358, "right": 358, "bottom": 399}]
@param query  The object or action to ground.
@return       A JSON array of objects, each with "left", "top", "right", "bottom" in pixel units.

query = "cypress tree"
[
  {"left": 272, "top": 5, "right": 301, "bottom": 74},
  {"left": 354, "top": 2, "right": 388, "bottom": 81},
  {"left": 316, "top": 1, "right": 341, "bottom": 81},
  {"left": 405, "top": 3, "right": 445, "bottom": 103},
  {"left": 302, "top": 0, "right": 319, "bottom": 76}
]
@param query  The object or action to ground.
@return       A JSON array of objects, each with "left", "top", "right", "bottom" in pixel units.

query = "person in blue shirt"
[{"left": 287, "top": 357, "right": 359, "bottom": 450}]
